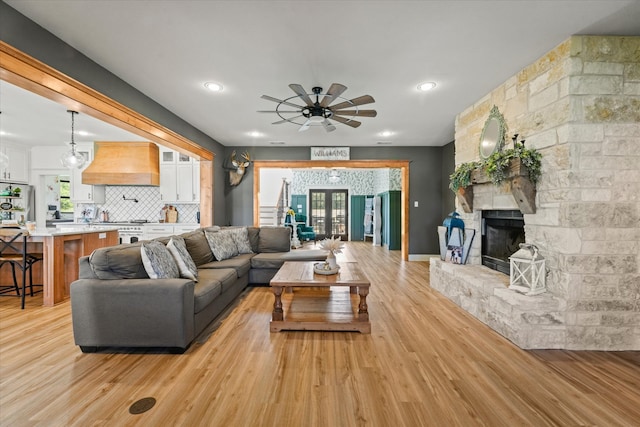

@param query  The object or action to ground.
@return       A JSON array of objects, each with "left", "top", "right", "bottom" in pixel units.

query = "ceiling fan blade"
[
  {"left": 272, "top": 114, "right": 303, "bottom": 125},
  {"left": 330, "top": 109, "right": 377, "bottom": 117},
  {"left": 319, "top": 83, "right": 347, "bottom": 107},
  {"left": 261, "top": 94, "right": 305, "bottom": 110},
  {"left": 258, "top": 110, "right": 300, "bottom": 113},
  {"left": 329, "top": 95, "right": 375, "bottom": 111},
  {"left": 322, "top": 119, "right": 336, "bottom": 132},
  {"left": 298, "top": 119, "right": 311, "bottom": 132},
  {"left": 289, "top": 84, "right": 314, "bottom": 106},
  {"left": 331, "top": 115, "right": 362, "bottom": 128}
]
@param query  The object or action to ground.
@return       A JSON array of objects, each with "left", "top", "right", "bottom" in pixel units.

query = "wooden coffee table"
[{"left": 270, "top": 261, "right": 371, "bottom": 333}]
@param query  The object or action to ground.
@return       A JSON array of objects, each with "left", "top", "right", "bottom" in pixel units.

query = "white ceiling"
[{"left": 2, "top": 0, "right": 640, "bottom": 149}]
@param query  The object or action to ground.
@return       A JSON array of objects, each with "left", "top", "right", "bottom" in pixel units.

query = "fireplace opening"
[{"left": 482, "top": 210, "right": 525, "bottom": 275}]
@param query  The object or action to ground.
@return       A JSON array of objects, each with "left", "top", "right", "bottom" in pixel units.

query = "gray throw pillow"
[
  {"left": 230, "top": 227, "right": 253, "bottom": 254},
  {"left": 167, "top": 236, "right": 198, "bottom": 281},
  {"left": 205, "top": 229, "right": 239, "bottom": 261},
  {"left": 180, "top": 229, "right": 214, "bottom": 266},
  {"left": 258, "top": 227, "right": 291, "bottom": 253},
  {"left": 140, "top": 241, "right": 180, "bottom": 279}
]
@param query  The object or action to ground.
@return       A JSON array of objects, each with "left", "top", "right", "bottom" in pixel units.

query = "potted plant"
[
  {"left": 449, "top": 161, "right": 480, "bottom": 192},
  {"left": 483, "top": 144, "right": 542, "bottom": 186}
]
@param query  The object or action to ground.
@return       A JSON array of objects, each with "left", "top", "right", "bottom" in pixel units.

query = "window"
[{"left": 59, "top": 176, "right": 73, "bottom": 213}]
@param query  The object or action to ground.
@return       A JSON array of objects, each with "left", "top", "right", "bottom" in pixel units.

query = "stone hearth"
[
  {"left": 430, "top": 259, "right": 566, "bottom": 349},
  {"left": 431, "top": 36, "right": 640, "bottom": 350}
]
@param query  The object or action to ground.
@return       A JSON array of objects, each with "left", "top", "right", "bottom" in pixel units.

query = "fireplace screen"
[{"left": 482, "top": 210, "right": 525, "bottom": 275}]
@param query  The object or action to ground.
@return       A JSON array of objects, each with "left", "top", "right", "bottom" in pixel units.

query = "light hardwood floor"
[{"left": 1, "top": 242, "right": 638, "bottom": 426}]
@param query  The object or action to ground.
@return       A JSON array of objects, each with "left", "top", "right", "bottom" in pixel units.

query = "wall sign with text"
[{"left": 310, "top": 147, "right": 350, "bottom": 161}]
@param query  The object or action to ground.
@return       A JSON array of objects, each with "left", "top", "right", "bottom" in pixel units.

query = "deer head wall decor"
[{"left": 229, "top": 150, "right": 251, "bottom": 186}]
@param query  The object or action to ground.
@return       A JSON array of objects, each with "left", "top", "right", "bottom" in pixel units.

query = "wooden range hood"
[{"left": 82, "top": 142, "right": 160, "bottom": 186}]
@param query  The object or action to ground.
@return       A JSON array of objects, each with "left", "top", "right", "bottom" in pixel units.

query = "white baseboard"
[{"left": 409, "top": 254, "right": 440, "bottom": 261}]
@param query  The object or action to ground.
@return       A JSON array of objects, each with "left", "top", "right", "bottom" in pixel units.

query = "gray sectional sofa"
[{"left": 70, "top": 226, "right": 326, "bottom": 353}]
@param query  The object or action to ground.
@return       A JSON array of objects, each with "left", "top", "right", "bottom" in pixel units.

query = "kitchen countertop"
[{"left": 28, "top": 226, "right": 120, "bottom": 237}]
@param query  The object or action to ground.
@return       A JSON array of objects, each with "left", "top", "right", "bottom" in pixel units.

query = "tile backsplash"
[{"left": 76, "top": 185, "right": 199, "bottom": 223}]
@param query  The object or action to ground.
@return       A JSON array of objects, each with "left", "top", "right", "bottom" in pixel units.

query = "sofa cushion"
[
  {"left": 229, "top": 227, "right": 253, "bottom": 254},
  {"left": 251, "top": 250, "right": 328, "bottom": 270},
  {"left": 257, "top": 227, "right": 291, "bottom": 253},
  {"left": 198, "top": 268, "right": 237, "bottom": 294},
  {"left": 192, "top": 278, "right": 222, "bottom": 313},
  {"left": 167, "top": 236, "right": 198, "bottom": 281},
  {"left": 141, "top": 241, "right": 180, "bottom": 279},
  {"left": 205, "top": 229, "right": 239, "bottom": 261},
  {"left": 180, "top": 229, "right": 214, "bottom": 266},
  {"left": 89, "top": 242, "right": 149, "bottom": 280},
  {"left": 250, "top": 252, "right": 289, "bottom": 270},
  {"left": 199, "top": 253, "right": 253, "bottom": 278},
  {"left": 247, "top": 227, "right": 260, "bottom": 253}
]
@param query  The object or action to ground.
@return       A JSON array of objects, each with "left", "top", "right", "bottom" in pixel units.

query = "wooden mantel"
[{"left": 456, "top": 158, "right": 537, "bottom": 214}]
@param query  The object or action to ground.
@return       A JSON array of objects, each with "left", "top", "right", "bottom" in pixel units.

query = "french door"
[{"left": 309, "top": 189, "right": 348, "bottom": 241}]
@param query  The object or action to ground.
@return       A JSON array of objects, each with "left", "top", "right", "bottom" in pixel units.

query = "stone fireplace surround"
[{"left": 430, "top": 36, "right": 639, "bottom": 350}]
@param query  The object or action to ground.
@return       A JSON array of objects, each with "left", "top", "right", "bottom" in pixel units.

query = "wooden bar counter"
[{"left": 0, "top": 226, "right": 119, "bottom": 306}]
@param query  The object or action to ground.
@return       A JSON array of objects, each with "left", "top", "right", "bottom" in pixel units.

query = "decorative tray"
[{"left": 313, "top": 262, "right": 340, "bottom": 275}]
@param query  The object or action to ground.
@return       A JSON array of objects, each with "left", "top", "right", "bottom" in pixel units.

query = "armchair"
[{"left": 294, "top": 214, "right": 316, "bottom": 244}]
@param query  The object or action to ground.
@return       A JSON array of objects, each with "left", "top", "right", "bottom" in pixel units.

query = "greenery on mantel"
[{"left": 449, "top": 143, "right": 542, "bottom": 192}]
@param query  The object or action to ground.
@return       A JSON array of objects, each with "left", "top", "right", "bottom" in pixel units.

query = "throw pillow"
[
  {"left": 230, "top": 227, "right": 253, "bottom": 254},
  {"left": 258, "top": 227, "right": 291, "bottom": 253},
  {"left": 140, "top": 241, "right": 180, "bottom": 279},
  {"left": 167, "top": 236, "right": 198, "bottom": 281},
  {"left": 204, "top": 229, "right": 239, "bottom": 261}
]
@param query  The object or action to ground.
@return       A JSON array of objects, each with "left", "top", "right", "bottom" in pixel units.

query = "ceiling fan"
[{"left": 259, "top": 83, "right": 376, "bottom": 132}]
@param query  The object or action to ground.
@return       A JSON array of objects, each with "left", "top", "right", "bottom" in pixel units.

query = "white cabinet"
[
  {"left": 71, "top": 143, "right": 105, "bottom": 203},
  {"left": 1, "top": 143, "right": 29, "bottom": 183},
  {"left": 143, "top": 224, "right": 175, "bottom": 240},
  {"left": 143, "top": 224, "right": 199, "bottom": 240},
  {"left": 159, "top": 164, "right": 177, "bottom": 202},
  {"left": 159, "top": 148, "right": 199, "bottom": 203},
  {"left": 173, "top": 225, "right": 200, "bottom": 234}
]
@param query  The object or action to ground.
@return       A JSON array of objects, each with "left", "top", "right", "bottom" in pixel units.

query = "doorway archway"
[{"left": 253, "top": 160, "right": 409, "bottom": 261}]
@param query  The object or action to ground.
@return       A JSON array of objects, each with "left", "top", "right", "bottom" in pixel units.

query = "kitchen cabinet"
[
  {"left": 173, "top": 224, "right": 200, "bottom": 234},
  {"left": 0, "top": 143, "right": 29, "bottom": 183},
  {"left": 159, "top": 148, "right": 199, "bottom": 203},
  {"left": 143, "top": 224, "right": 175, "bottom": 240},
  {"left": 71, "top": 143, "right": 105, "bottom": 203},
  {"left": 143, "top": 224, "right": 199, "bottom": 240}
]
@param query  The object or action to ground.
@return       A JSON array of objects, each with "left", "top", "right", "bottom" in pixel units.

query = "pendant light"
[{"left": 60, "top": 110, "right": 86, "bottom": 168}]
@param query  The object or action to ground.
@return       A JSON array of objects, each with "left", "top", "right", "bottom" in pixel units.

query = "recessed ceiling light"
[
  {"left": 417, "top": 82, "right": 437, "bottom": 91},
  {"left": 248, "top": 131, "right": 262, "bottom": 138},
  {"left": 204, "top": 82, "right": 223, "bottom": 92},
  {"left": 77, "top": 130, "right": 90, "bottom": 136},
  {"left": 380, "top": 130, "right": 393, "bottom": 137}
]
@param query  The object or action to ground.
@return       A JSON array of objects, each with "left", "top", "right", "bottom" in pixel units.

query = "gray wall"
[
  {"left": 225, "top": 146, "right": 448, "bottom": 255},
  {"left": 441, "top": 141, "right": 456, "bottom": 219},
  {"left": 1, "top": 2, "right": 227, "bottom": 225}
]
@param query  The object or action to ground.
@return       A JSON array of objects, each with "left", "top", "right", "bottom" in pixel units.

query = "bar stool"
[{"left": 0, "top": 228, "right": 43, "bottom": 309}]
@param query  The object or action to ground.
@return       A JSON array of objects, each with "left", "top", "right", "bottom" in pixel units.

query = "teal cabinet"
[{"left": 350, "top": 195, "right": 366, "bottom": 241}]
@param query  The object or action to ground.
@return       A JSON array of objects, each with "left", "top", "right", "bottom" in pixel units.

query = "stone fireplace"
[{"left": 430, "top": 36, "right": 640, "bottom": 350}]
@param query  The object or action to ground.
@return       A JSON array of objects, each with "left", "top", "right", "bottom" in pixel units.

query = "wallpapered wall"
[{"left": 291, "top": 169, "right": 401, "bottom": 195}]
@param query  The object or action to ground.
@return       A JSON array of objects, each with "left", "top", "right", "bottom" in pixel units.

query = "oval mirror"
[{"left": 479, "top": 106, "right": 506, "bottom": 159}]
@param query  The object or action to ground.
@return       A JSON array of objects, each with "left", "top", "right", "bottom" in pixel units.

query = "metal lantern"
[{"left": 509, "top": 243, "right": 546, "bottom": 295}]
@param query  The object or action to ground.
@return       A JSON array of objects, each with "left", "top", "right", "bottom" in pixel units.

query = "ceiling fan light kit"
[{"left": 260, "top": 83, "right": 377, "bottom": 132}]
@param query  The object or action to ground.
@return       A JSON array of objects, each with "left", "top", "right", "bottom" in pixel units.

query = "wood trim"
[
  {"left": 253, "top": 160, "right": 410, "bottom": 261},
  {"left": 0, "top": 41, "right": 214, "bottom": 226}
]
